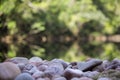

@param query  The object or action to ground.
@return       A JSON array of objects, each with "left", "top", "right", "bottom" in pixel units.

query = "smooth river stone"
[
  {"left": 37, "top": 77, "right": 50, "bottom": 80},
  {"left": 112, "top": 58, "right": 120, "bottom": 64},
  {"left": 63, "top": 68, "right": 83, "bottom": 80},
  {"left": 44, "top": 62, "right": 64, "bottom": 76},
  {"left": 116, "top": 66, "right": 120, "bottom": 71},
  {"left": 32, "top": 70, "right": 44, "bottom": 79},
  {"left": 78, "top": 77, "right": 93, "bottom": 80},
  {"left": 83, "top": 71, "right": 99, "bottom": 78},
  {"left": 53, "top": 77, "right": 67, "bottom": 80},
  {"left": 51, "top": 75, "right": 66, "bottom": 80},
  {"left": 29, "top": 57, "right": 42, "bottom": 64},
  {"left": 51, "top": 59, "right": 69, "bottom": 69},
  {"left": 0, "top": 62, "right": 21, "bottom": 80},
  {"left": 71, "top": 77, "right": 81, "bottom": 80},
  {"left": 104, "top": 59, "right": 120, "bottom": 70},
  {"left": 98, "top": 77, "right": 112, "bottom": 80},
  {"left": 38, "top": 64, "right": 48, "bottom": 71},
  {"left": 93, "top": 60, "right": 109, "bottom": 72},
  {"left": 17, "top": 63, "right": 26, "bottom": 71},
  {"left": 77, "top": 59, "right": 102, "bottom": 71},
  {"left": 23, "top": 63, "right": 38, "bottom": 74},
  {"left": 9, "top": 57, "right": 29, "bottom": 64},
  {"left": 71, "top": 77, "right": 93, "bottom": 80},
  {"left": 98, "top": 70, "right": 120, "bottom": 80},
  {"left": 15, "top": 73, "right": 35, "bottom": 80}
]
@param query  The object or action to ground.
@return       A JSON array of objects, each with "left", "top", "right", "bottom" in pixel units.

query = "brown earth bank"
[{"left": 0, "top": 57, "right": 120, "bottom": 80}]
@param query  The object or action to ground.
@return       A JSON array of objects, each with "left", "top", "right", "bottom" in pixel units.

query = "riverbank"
[{"left": 0, "top": 57, "right": 120, "bottom": 80}]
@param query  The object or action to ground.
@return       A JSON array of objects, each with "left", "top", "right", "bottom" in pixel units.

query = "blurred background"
[{"left": 0, "top": 0, "right": 120, "bottom": 62}]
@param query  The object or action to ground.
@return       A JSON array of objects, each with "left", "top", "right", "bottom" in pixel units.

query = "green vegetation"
[{"left": 0, "top": 0, "right": 120, "bottom": 62}]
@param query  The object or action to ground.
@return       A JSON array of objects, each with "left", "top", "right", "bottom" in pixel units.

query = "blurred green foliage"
[{"left": 0, "top": 0, "right": 120, "bottom": 62}]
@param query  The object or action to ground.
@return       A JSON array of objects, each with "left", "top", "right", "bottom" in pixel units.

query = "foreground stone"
[
  {"left": 9, "top": 57, "right": 29, "bottom": 64},
  {"left": 1, "top": 57, "right": 120, "bottom": 80},
  {"left": 63, "top": 68, "right": 83, "bottom": 79},
  {"left": 77, "top": 59, "right": 102, "bottom": 71},
  {"left": 15, "top": 73, "right": 35, "bottom": 80},
  {"left": 0, "top": 62, "right": 21, "bottom": 80}
]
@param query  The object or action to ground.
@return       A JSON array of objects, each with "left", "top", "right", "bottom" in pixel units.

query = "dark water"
[{"left": 0, "top": 33, "right": 120, "bottom": 62}]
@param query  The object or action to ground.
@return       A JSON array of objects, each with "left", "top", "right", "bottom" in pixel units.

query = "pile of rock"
[{"left": 0, "top": 57, "right": 120, "bottom": 80}]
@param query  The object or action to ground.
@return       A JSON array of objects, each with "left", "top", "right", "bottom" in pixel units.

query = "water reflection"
[{"left": 0, "top": 31, "right": 120, "bottom": 62}]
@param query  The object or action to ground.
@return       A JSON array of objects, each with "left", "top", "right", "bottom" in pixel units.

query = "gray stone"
[
  {"left": 113, "top": 58, "right": 120, "bottom": 64},
  {"left": 98, "top": 77, "right": 111, "bottom": 80},
  {"left": 98, "top": 70, "right": 120, "bottom": 80},
  {"left": 104, "top": 58, "right": 120, "bottom": 70},
  {"left": 17, "top": 63, "right": 26, "bottom": 71},
  {"left": 71, "top": 77, "right": 93, "bottom": 80},
  {"left": 0, "top": 62, "right": 21, "bottom": 80},
  {"left": 9, "top": 57, "right": 29, "bottom": 64},
  {"left": 32, "top": 70, "right": 44, "bottom": 79},
  {"left": 53, "top": 77, "right": 66, "bottom": 80},
  {"left": 29, "top": 57, "right": 42, "bottom": 64},
  {"left": 63, "top": 68, "right": 83, "bottom": 79},
  {"left": 93, "top": 60, "right": 109, "bottom": 72},
  {"left": 38, "top": 64, "right": 48, "bottom": 71},
  {"left": 71, "top": 77, "right": 80, "bottom": 80},
  {"left": 83, "top": 71, "right": 99, "bottom": 78},
  {"left": 116, "top": 67, "right": 120, "bottom": 71},
  {"left": 23, "top": 63, "right": 38, "bottom": 74},
  {"left": 37, "top": 77, "right": 50, "bottom": 80},
  {"left": 37, "top": 78, "right": 46, "bottom": 80},
  {"left": 15, "top": 73, "right": 35, "bottom": 80},
  {"left": 77, "top": 59, "right": 102, "bottom": 71},
  {"left": 51, "top": 59, "right": 69, "bottom": 69},
  {"left": 44, "top": 62, "right": 64, "bottom": 76},
  {"left": 79, "top": 77, "right": 93, "bottom": 80}
]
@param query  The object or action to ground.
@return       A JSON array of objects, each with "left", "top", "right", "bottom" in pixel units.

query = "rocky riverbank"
[{"left": 0, "top": 57, "right": 120, "bottom": 80}]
